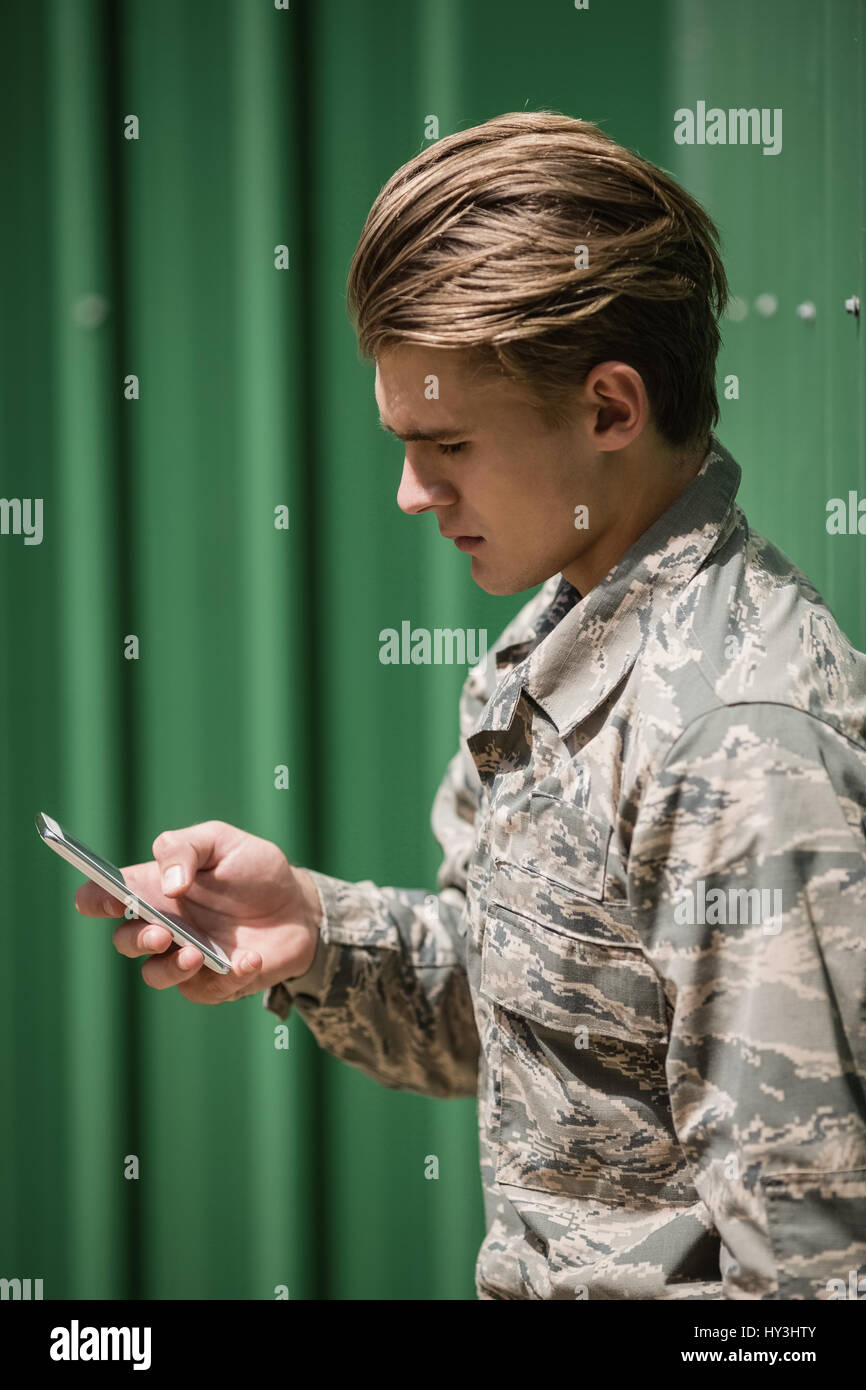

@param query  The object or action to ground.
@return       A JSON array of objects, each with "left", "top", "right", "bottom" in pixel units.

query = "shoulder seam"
[{"left": 658, "top": 699, "right": 865, "bottom": 773}]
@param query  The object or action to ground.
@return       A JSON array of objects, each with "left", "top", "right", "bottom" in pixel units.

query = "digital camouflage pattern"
[{"left": 265, "top": 434, "right": 866, "bottom": 1299}]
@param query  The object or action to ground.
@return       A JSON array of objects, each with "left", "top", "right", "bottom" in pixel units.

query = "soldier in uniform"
[{"left": 76, "top": 112, "right": 866, "bottom": 1299}]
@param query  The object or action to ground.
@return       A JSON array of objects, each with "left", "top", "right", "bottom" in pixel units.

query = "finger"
[
  {"left": 141, "top": 943, "right": 205, "bottom": 990},
  {"left": 233, "top": 947, "right": 262, "bottom": 975},
  {"left": 75, "top": 864, "right": 154, "bottom": 917},
  {"left": 150, "top": 821, "right": 231, "bottom": 898},
  {"left": 112, "top": 920, "right": 174, "bottom": 959},
  {"left": 145, "top": 945, "right": 261, "bottom": 1001},
  {"left": 76, "top": 883, "right": 128, "bottom": 917},
  {"left": 177, "top": 947, "right": 262, "bottom": 1005}
]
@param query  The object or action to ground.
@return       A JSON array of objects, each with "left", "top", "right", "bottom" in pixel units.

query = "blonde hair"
[{"left": 347, "top": 111, "right": 729, "bottom": 451}]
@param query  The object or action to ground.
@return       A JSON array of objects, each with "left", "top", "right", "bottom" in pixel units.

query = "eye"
[{"left": 438, "top": 441, "right": 468, "bottom": 456}]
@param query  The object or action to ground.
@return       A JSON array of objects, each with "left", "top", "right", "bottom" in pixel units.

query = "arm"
[
  {"left": 264, "top": 577, "right": 563, "bottom": 1098},
  {"left": 629, "top": 702, "right": 866, "bottom": 1299},
  {"left": 262, "top": 722, "right": 485, "bottom": 1100}
]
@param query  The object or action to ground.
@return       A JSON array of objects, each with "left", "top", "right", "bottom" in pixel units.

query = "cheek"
[
  {"left": 475, "top": 448, "right": 584, "bottom": 549},
  {"left": 524, "top": 478, "right": 579, "bottom": 541}
]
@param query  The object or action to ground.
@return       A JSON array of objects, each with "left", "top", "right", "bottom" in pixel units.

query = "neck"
[{"left": 561, "top": 438, "right": 708, "bottom": 596}]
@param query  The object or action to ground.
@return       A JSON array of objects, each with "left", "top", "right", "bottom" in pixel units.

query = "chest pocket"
[
  {"left": 481, "top": 796, "right": 692, "bottom": 1205},
  {"left": 520, "top": 792, "right": 611, "bottom": 897}
]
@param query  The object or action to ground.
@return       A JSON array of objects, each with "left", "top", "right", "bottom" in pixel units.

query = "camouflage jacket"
[{"left": 265, "top": 434, "right": 866, "bottom": 1300}]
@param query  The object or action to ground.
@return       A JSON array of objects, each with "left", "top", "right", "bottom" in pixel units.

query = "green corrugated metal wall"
[{"left": 1, "top": 0, "right": 862, "bottom": 1300}]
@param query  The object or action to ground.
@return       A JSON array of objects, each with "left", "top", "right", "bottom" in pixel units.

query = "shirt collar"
[{"left": 468, "top": 433, "right": 742, "bottom": 749}]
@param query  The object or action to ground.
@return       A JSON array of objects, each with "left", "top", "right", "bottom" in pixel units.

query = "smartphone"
[{"left": 36, "top": 811, "right": 232, "bottom": 975}]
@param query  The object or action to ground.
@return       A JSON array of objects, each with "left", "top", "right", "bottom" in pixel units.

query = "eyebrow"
[{"left": 377, "top": 416, "right": 469, "bottom": 443}]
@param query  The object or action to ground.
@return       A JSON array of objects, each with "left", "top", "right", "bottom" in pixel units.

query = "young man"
[{"left": 77, "top": 112, "right": 866, "bottom": 1300}]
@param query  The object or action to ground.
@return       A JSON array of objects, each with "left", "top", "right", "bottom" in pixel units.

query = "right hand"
[{"left": 74, "top": 820, "right": 322, "bottom": 1004}]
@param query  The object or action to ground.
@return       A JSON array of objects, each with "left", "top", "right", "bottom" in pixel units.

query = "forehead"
[{"left": 374, "top": 344, "right": 508, "bottom": 410}]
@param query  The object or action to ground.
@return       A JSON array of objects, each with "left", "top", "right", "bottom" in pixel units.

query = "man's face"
[{"left": 374, "top": 344, "right": 616, "bottom": 597}]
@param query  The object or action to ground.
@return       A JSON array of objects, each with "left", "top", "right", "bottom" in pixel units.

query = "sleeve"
[
  {"left": 628, "top": 701, "right": 866, "bottom": 1299},
  {"left": 261, "top": 724, "right": 485, "bottom": 1101}
]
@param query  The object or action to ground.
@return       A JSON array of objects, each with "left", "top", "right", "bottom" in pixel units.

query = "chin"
[{"left": 471, "top": 564, "right": 547, "bottom": 597}]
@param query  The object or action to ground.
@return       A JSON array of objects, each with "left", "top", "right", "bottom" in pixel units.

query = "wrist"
[
  {"left": 289, "top": 867, "right": 323, "bottom": 977},
  {"left": 294, "top": 866, "right": 324, "bottom": 934}
]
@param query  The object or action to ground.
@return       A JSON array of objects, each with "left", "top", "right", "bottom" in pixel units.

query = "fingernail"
[
  {"left": 142, "top": 929, "right": 162, "bottom": 950},
  {"left": 242, "top": 953, "right": 257, "bottom": 973},
  {"left": 163, "top": 866, "right": 185, "bottom": 892},
  {"left": 104, "top": 897, "right": 119, "bottom": 915}
]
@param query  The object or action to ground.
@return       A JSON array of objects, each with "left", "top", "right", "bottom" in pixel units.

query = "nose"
[{"left": 396, "top": 452, "right": 458, "bottom": 515}]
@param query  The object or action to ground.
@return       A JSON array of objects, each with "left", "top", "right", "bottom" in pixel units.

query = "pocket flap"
[
  {"left": 520, "top": 795, "right": 611, "bottom": 899},
  {"left": 481, "top": 905, "right": 668, "bottom": 1042}
]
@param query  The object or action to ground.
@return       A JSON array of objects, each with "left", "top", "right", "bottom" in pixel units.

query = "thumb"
[
  {"left": 151, "top": 817, "right": 233, "bottom": 895},
  {"left": 151, "top": 823, "right": 220, "bottom": 897}
]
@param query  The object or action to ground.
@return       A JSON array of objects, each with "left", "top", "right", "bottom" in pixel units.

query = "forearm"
[{"left": 264, "top": 868, "right": 479, "bottom": 1099}]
